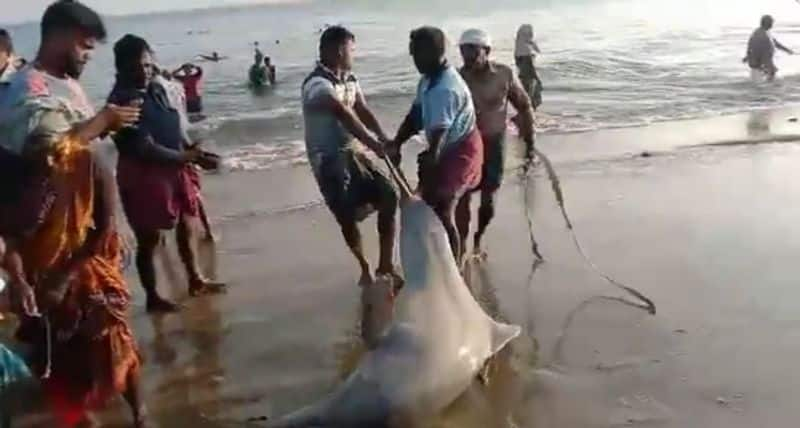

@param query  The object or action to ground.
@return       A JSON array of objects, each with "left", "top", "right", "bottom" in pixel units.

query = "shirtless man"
[
  {"left": 744, "top": 15, "right": 795, "bottom": 81},
  {"left": 458, "top": 29, "right": 536, "bottom": 258}
]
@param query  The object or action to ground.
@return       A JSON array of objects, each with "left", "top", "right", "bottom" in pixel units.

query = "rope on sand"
[
  {"left": 519, "top": 160, "right": 545, "bottom": 261},
  {"left": 527, "top": 147, "right": 657, "bottom": 315},
  {"left": 549, "top": 294, "right": 651, "bottom": 366}
]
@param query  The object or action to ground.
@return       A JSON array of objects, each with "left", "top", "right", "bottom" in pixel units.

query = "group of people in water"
[
  {"left": 0, "top": 0, "right": 793, "bottom": 426},
  {"left": 250, "top": 42, "right": 277, "bottom": 88},
  {"left": 187, "top": 42, "right": 279, "bottom": 90}
]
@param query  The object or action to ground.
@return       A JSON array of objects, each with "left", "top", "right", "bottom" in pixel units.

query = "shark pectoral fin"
[{"left": 490, "top": 322, "right": 522, "bottom": 355}]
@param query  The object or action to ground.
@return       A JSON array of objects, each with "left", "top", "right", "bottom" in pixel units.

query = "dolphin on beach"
[{"left": 265, "top": 182, "right": 522, "bottom": 427}]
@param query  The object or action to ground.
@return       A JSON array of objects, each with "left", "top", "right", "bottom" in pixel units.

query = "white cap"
[{"left": 459, "top": 28, "right": 492, "bottom": 48}]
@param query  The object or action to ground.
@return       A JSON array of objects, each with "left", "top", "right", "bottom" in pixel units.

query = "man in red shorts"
[
  {"left": 390, "top": 26, "right": 483, "bottom": 264},
  {"left": 109, "top": 35, "right": 223, "bottom": 312}
]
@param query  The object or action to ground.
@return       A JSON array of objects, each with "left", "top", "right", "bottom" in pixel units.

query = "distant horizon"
[{"left": 1, "top": 0, "right": 309, "bottom": 26}]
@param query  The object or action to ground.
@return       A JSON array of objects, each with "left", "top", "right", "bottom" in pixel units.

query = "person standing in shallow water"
[
  {"left": 265, "top": 56, "right": 277, "bottom": 85},
  {"left": 250, "top": 55, "right": 277, "bottom": 88},
  {"left": 302, "top": 26, "right": 401, "bottom": 286},
  {"left": 389, "top": 26, "right": 484, "bottom": 264},
  {"left": 173, "top": 63, "right": 204, "bottom": 114},
  {"left": 458, "top": 29, "right": 536, "bottom": 259},
  {"left": 744, "top": 15, "right": 795, "bottom": 82},
  {"left": 108, "top": 34, "right": 225, "bottom": 313},
  {"left": 514, "top": 24, "right": 543, "bottom": 110}
]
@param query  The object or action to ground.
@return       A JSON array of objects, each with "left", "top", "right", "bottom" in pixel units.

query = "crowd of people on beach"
[
  {"left": 0, "top": 0, "right": 794, "bottom": 426},
  {"left": 0, "top": 1, "right": 229, "bottom": 425},
  {"left": 300, "top": 25, "right": 539, "bottom": 286}
]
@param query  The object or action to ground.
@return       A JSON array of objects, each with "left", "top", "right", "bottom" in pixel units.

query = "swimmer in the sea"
[{"left": 197, "top": 51, "right": 228, "bottom": 62}]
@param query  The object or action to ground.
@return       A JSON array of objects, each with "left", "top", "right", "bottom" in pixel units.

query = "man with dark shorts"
[
  {"left": 390, "top": 26, "right": 483, "bottom": 264},
  {"left": 458, "top": 29, "right": 535, "bottom": 258},
  {"left": 302, "top": 26, "right": 399, "bottom": 286}
]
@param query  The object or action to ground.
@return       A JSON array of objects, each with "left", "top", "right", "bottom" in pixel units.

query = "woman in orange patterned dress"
[{"left": 9, "top": 129, "right": 146, "bottom": 427}]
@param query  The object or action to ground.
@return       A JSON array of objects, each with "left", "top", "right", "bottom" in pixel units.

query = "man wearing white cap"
[{"left": 458, "top": 28, "right": 536, "bottom": 259}]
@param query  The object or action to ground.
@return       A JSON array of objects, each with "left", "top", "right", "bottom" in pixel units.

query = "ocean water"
[{"left": 5, "top": 0, "right": 800, "bottom": 171}]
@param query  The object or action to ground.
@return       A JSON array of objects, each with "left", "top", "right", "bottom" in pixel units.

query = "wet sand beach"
[{"left": 7, "top": 107, "right": 800, "bottom": 427}]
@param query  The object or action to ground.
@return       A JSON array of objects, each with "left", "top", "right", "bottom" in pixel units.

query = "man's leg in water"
[
  {"left": 764, "top": 57, "right": 778, "bottom": 82},
  {"left": 419, "top": 152, "right": 460, "bottom": 260},
  {"left": 433, "top": 197, "right": 461, "bottom": 262},
  {"left": 375, "top": 189, "right": 399, "bottom": 279},
  {"left": 177, "top": 214, "right": 225, "bottom": 296},
  {"left": 134, "top": 228, "right": 179, "bottom": 312},
  {"left": 474, "top": 189, "right": 497, "bottom": 255},
  {"left": 339, "top": 218, "right": 373, "bottom": 285},
  {"left": 455, "top": 192, "right": 472, "bottom": 264},
  {"left": 473, "top": 135, "right": 503, "bottom": 256},
  {"left": 197, "top": 196, "right": 214, "bottom": 241}
]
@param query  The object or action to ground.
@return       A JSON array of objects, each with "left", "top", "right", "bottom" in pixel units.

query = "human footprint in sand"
[
  {"left": 108, "top": 35, "right": 226, "bottom": 313},
  {"left": 301, "top": 26, "right": 401, "bottom": 286},
  {"left": 458, "top": 29, "right": 536, "bottom": 260}
]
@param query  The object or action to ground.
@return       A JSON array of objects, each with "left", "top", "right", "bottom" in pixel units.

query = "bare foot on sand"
[
  {"left": 146, "top": 295, "right": 181, "bottom": 313},
  {"left": 376, "top": 268, "right": 405, "bottom": 292},
  {"left": 189, "top": 278, "right": 227, "bottom": 297},
  {"left": 472, "top": 246, "right": 488, "bottom": 262}
]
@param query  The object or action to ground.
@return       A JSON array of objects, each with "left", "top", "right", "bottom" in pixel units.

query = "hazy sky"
[{"left": 2, "top": 0, "right": 300, "bottom": 25}]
